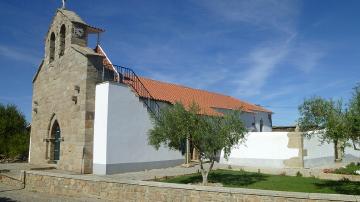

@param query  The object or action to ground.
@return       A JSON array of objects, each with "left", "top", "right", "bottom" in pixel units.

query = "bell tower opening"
[
  {"left": 59, "top": 25, "right": 66, "bottom": 57},
  {"left": 49, "top": 32, "right": 56, "bottom": 62}
]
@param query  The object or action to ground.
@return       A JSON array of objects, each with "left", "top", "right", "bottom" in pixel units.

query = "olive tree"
[
  {"left": 148, "top": 102, "right": 247, "bottom": 185},
  {"left": 298, "top": 97, "right": 347, "bottom": 161},
  {"left": 346, "top": 84, "right": 360, "bottom": 151}
]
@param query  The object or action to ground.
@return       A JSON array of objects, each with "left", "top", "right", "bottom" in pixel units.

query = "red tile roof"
[
  {"left": 95, "top": 45, "right": 271, "bottom": 116},
  {"left": 138, "top": 77, "right": 271, "bottom": 115}
]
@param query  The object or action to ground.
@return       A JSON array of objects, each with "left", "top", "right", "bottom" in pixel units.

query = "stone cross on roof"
[{"left": 62, "top": 0, "right": 66, "bottom": 9}]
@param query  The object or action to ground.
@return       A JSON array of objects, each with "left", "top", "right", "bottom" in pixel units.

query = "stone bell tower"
[{"left": 29, "top": 8, "right": 105, "bottom": 173}]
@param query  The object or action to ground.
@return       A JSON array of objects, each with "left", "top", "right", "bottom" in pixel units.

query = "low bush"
[{"left": 334, "top": 162, "right": 360, "bottom": 175}]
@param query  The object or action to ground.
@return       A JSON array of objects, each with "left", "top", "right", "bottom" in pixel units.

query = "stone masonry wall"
[
  {"left": 23, "top": 171, "right": 358, "bottom": 202},
  {"left": 283, "top": 132, "right": 304, "bottom": 168},
  {"left": 29, "top": 10, "right": 103, "bottom": 173}
]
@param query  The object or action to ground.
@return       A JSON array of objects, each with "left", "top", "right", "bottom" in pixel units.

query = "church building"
[{"left": 29, "top": 8, "right": 272, "bottom": 174}]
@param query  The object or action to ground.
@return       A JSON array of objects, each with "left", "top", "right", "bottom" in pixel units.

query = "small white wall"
[
  {"left": 93, "top": 82, "right": 183, "bottom": 175},
  {"left": 303, "top": 134, "right": 360, "bottom": 168},
  {"left": 220, "top": 132, "right": 299, "bottom": 168}
]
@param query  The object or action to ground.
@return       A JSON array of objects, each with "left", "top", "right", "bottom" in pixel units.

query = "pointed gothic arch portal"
[{"left": 50, "top": 120, "right": 61, "bottom": 162}]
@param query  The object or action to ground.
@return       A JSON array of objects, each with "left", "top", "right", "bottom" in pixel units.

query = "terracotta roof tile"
[{"left": 138, "top": 77, "right": 271, "bottom": 115}]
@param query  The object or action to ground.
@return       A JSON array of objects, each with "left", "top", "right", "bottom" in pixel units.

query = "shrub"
[
  {"left": 334, "top": 162, "right": 360, "bottom": 175},
  {"left": 296, "top": 171, "right": 303, "bottom": 177},
  {"left": 0, "top": 103, "right": 29, "bottom": 161}
]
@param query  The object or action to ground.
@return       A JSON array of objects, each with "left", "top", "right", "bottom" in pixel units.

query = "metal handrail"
[{"left": 102, "top": 64, "right": 160, "bottom": 118}]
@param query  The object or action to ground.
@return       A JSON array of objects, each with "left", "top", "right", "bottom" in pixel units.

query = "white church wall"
[
  {"left": 93, "top": 82, "right": 183, "bottom": 175},
  {"left": 93, "top": 83, "right": 109, "bottom": 174},
  {"left": 220, "top": 132, "right": 299, "bottom": 168},
  {"left": 214, "top": 109, "right": 272, "bottom": 132}
]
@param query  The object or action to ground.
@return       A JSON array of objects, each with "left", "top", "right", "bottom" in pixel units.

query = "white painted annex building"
[
  {"left": 92, "top": 47, "right": 273, "bottom": 174},
  {"left": 93, "top": 82, "right": 183, "bottom": 174},
  {"left": 91, "top": 46, "right": 359, "bottom": 175}
]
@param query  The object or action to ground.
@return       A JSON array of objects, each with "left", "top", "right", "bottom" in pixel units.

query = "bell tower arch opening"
[
  {"left": 59, "top": 25, "right": 66, "bottom": 57},
  {"left": 49, "top": 32, "right": 56, "bottom": 62}
]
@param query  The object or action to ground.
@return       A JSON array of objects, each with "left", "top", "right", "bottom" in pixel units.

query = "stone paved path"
[
  {"left": 0, "top": 161, "right": 349, "bottom": 182},
  {"left": 0, "top": 184, "right": 102, "bottom": 202},
  {"left": 96, "top": 162, "right": 347, "bottom": 181},
  {"left": 102, "top": 163, "right": 228, "bottom": 181}
]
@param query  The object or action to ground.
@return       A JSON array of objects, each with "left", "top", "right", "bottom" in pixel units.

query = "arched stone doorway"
[{"left": 50, "top": 120, "right": 61, "bottom": 162}]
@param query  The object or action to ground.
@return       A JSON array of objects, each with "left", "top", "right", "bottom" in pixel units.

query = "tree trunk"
[
  {"left": 199, "top": 158, "right": 215, "bottom": 186},
  {"left": 353, "top": 140, "right": 360, "bottom": 151},
  {"left": 334, "top": 140, "right": 340, "bottom": 162},
  {"left": 201, "top": 171, "right": 208, "bottom": 185}
]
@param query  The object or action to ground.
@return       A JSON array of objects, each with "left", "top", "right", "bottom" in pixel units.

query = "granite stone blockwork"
[
  {"left": 29, "top": 9, "right": 104, "bottom": 173},
  {"left": 284, "top": 132, "right": 304, "bottom": 168},
  {"left": 23, "top": 171, "right": 358, "bottom": 202}
]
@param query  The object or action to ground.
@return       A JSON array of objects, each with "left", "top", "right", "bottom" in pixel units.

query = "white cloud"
[
  {"left": 232, "top": 40, "right": 290, "bottom": 97},
  {"left": 197, "top": 0, "right": 300, "bottom": 35},
  {"left": 102, "top": 0, "right": 325, "bottom": 101},
  {"left": 194, "top": 0, "right": 326, "bottom": 97},
  {"left": 288, "top": 44, "right": 326, "bottom": 72},
  {"left": 0, "top": 45, "right": 39, "bottom": 66}
]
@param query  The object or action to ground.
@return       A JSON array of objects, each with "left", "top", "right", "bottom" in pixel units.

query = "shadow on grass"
[
  {"left": 165, "top": 170, "right": 268, "bottom": 187},
  {"left": 314, "top": 179, "right": 360, "bottom": 195},
  {"left": 209, "top": 171, "right": 267, "bottom": 186}
]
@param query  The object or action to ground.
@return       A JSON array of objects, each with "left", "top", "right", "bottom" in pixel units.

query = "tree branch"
[{"left": 353, "top": 140, "right": 360, "bottom": 151}]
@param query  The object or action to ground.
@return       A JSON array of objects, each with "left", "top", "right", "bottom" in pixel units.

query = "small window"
[
  {"left": 49, "top": 32, "right": 55, "bottom": 62},
  {"left": 252, "top": 116, "right": 257, "bottom": 131},
  {"left": 268, "top": 113, "right": 272, "bottom": 127},
  {"left": 260, "top": 119, "right": 263, "bottom": 132},
  {"left": 59, "top": 25, "right": 66, "bottom": 57}
]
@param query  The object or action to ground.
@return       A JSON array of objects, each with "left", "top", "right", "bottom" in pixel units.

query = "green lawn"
[{"left": 158, "top": 169, "right": 360, "bottom": 195}]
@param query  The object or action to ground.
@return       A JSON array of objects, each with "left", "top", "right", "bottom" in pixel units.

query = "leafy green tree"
[
  {"left": 0, "top": 103, "right": 29, "bottom": 160},
  {"left": 346, "top": 84, "right": 360, "bottom": 151},
  {"left": 148, "top": 102, "right": 247, "bottom": 185},
  {"left": 298, "top": 97, "right": 347, "bottom": 160}
]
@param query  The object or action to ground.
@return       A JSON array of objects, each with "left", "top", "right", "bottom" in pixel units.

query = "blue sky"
[{"left": 0, "top": 0, "right": 359, "bottom": 126}]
